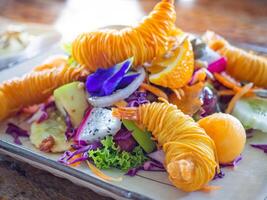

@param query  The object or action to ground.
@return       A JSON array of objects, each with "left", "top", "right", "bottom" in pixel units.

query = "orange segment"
[
  {"left": 169, "top": 82, "right": 204, "bottom": 116},
  {"left": 149, "top": 39, "right": 194, "bottom": 89}
]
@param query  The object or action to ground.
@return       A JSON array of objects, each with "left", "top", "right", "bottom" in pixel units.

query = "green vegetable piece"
[
  {"left": 122, "top": 119, "right": 156, "bottom": 153},
  {"left": 54, "top": 82, "right": 89, "bottom": 128},
  {"left": 30, "top": 113, "right": 71, "bottom": 153},
  {"left": 232, "top": 97, "right": 267, "bottom": 132},
  {"left": 88, "top": 136, "right": 147, "bottom": 171}
]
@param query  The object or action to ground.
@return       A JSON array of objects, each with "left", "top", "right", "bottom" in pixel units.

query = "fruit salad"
[{"left": 1, "top": 0, "right": 267, "bottom": 193}]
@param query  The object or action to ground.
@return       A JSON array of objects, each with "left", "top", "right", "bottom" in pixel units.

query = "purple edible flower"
[
  {"left": 102, "top": 58, "right": 133, "bottom": 95},
  {"left": 86, "top": 58, "right": 134, "bottom": 97},
  {"left": 250, "top": 144, "right": 267, "bottom": 154},
  {"left": 5, "top": 123, "right": 29, "bottom": 145},
  {"left": 86, "top": 68, "right": 116, "bottom": 96},
  {"left": 220, "top": 155, "right": 242, "bottom": 167},
  {"left": 116, "top": 73, "right": 140, "bottom": 89}
]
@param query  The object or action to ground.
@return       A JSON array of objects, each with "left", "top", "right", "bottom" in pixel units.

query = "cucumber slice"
[
  {"left": 232, "top": 97, "right": 267, "bottom": 132},
  {"left": 30, "top": 113, "right": 71, "bottom": 153},
  {"left": 122, "top": 120, "right": 156, "bottom": 153}
]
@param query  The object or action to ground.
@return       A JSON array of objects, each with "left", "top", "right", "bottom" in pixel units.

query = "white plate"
[
  {"left": 0, "top": 17, "right": 61, "bottom": 69},
  {"left": 0, "top": 47, "right": 267, "bottom": 200}
]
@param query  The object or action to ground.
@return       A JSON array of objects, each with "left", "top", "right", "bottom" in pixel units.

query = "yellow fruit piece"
[
  {"left": 149, "top": 39, "right": 194, "bottom": 89},
  {"left": 198, "top": 113, "right": 246, "bottom": 164}
]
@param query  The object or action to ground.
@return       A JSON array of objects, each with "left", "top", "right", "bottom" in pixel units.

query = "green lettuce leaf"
[
  {"left": 62, "top": 43, "right": 78, "bottom": 67},
  {"left": 88, "top": 136, "right": 147, "bottom": 171}
]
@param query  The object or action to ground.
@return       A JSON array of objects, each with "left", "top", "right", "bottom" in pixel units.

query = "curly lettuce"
[
  {"left": 62, "top": 43, "right": 78, "bottom": 67},
  {"left": 88, "top": 136, "right": 147, "bottom": 171}
]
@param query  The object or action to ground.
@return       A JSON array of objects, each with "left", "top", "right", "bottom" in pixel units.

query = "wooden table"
[{"left": 0, "top": 0, "right": 266, "bottom": 199}]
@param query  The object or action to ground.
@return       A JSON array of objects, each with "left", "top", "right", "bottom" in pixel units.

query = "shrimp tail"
[{"left": 112, "top": 102, "right": 219, "bottom": 192}]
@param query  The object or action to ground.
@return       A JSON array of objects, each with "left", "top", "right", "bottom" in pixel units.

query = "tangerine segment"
[
  {"left": 198, "top": 113, "right": 246, "bottom": 164},
  {"left": 149, "top": 39, "right": 194, "bottom": 89}
]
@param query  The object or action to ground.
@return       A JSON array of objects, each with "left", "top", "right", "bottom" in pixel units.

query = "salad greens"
[{"left": 88, "top": 136, "right": 147, "bottom": 171}]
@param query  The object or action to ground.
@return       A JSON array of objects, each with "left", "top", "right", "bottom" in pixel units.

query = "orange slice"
[{"left": 148, "top": 39, "right": 194, "bottom": 89}]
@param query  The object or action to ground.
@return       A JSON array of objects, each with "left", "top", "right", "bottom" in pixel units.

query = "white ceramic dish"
[
  {"left": 0, "top": 17, "right": 61, "bottom": 69},
  {"left": 0, "top": 47, "right": 266, "bottom": 200}
]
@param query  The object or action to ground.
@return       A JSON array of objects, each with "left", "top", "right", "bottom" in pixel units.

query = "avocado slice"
[
  {"left": 30, "top": 113, "right": 71, "bottom": 153},
  {"left": 54, "top": 82, "right": 89, "bottom": 128},
  {"left": 122, "top": 119, "right": 156, "bottom": 153}
]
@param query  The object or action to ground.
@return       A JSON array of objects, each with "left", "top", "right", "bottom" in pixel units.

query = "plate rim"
[{"left": 0, "top": 140, "right": 152, "bottom": 200}]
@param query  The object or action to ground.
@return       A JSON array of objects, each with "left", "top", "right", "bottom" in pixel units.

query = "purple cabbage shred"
[
  {"left": 220, "top": 155, "right": 242, "bottom": 167},
  {"left": 213, "top": 168, "right": 225, "bottom": 180},
  {"left": 126, "top": 91, "right": 150, "bottom": 107},
  {"left": 27, "top": 101, "right": 56, "bottom": 124},
  {"left": 113, "top": 129, "right": 137, "bottom": 152},
  {"left": 200, "top": 86, "right": 218, "bottom": 117},
  {"left": 5, "top": 123, "right": 29, "bottom": 145},
  {"left": 250, "top": 144, "right": 267, "bottom": 154},
  {"left": 64, "top": 112, "right": 76, "bottom": 140},
  {"left": 246, "top": 129, "right": 255, "bottom": 139},
  {"left": 58, "top": 141, "right": 102, "bottom": 165},
  {"left": 126, "top": 160, "right": 165, "bottom": 177}
]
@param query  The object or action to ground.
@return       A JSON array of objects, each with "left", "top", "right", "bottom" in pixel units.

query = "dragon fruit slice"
[{"left": 75, "top": 108, "right": 121, "bottom": 143}]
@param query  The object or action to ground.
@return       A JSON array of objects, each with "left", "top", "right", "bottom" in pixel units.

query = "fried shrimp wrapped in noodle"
[
  {"left": 112, "top": 101, "right": 219, "bottom": 192},
  {"left": 0, "top": 58, "right": 88, "bottom": 121},
  {"left": 203, "top": 31, "right": 267, "bottom": 87},
  {"left": 72, "top": 0, "right": 181, "bottom": 71}
]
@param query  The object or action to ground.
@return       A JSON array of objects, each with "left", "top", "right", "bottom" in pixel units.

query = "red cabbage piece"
[
  {"left": 207, "top": 57, "right": 227, "bottom": 73},
  {"left": 64, "top": 112, "right": 76, "bottom": 140},
  {"left": 246, "top": 129, "right": 255, "bottom": 138},
  {"left": 126, "top": 91, "right": 150, "bottom": 107},
  {"left": 27, "top": 101, "right": 56, "bottom": 124},
  {"left": 251, "top": 144, "right": 267, "bottom": 154},
  {"left": 126, "top": 160, "right": 165, "bottom": 177},
  {"left": 5, "top": 123, "right": 29, "bottom": 145},
  {"left": 213, "top": 168, "right": 225, "bottom": 180},
  {"left": 58, "top": 141, "right": 102, "bottom": 165},
  {"left": 200, "top": 86, "right": 218, "bottom": 117},
  {"left": 113, "top": 129, "right": 137, "bottom": 152},
  {"left": 220, "top": 155, "right": 242, "bottom": 167},
  {"left": 147, "top": 150, "right": 165, "bottom": 165}
]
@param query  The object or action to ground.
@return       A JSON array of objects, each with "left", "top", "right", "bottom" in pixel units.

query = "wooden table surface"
[{"left": 0, "top": 0, "right": 266, "bottom": 199}]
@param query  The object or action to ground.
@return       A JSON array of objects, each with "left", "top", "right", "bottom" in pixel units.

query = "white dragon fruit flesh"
[{"left": 76, "top": 108, "right": 121, "bottom": 143}]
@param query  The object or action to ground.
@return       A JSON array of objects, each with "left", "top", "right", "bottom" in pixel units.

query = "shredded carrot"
[
  {"left": 22, "top": 105, "right": 39, "bottom": 114},
  {"left": 191, "top": 69, "right": 207, "bottom": 85},
  {"left": 114, "top": 100, "right": 128, "bottom": 107},
  {"left": 226, "top": 83, "right": 253, "bottom": 114},
  {"left": 201, "top": 185, "right": 221, "bottom": 192},
  {"left": 171, "top": 89, "right": 182, "bottom": 100},
  {"left": 214, "top": 73, "right": 242, "bottom": 92},
  {"left": 86, "top": 161, "right": 122, "bottom": 182},
  {"left": 140, "top": 83, "right": 168, "bottom": 100},
  {"left": 218, "top": 90, "right": 235, "bottom": 96},
  {"left": 69, "top": 154, "right": 82, "bottom": 167}
]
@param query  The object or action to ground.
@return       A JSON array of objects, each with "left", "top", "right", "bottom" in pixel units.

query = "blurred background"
[{"left": 0, "top": 0, "right": 266, "bottom": 46}]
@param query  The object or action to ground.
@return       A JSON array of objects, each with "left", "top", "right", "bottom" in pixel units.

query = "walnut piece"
[{"left": 39, "top": 136, "right": 55, "bottom": 152}]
